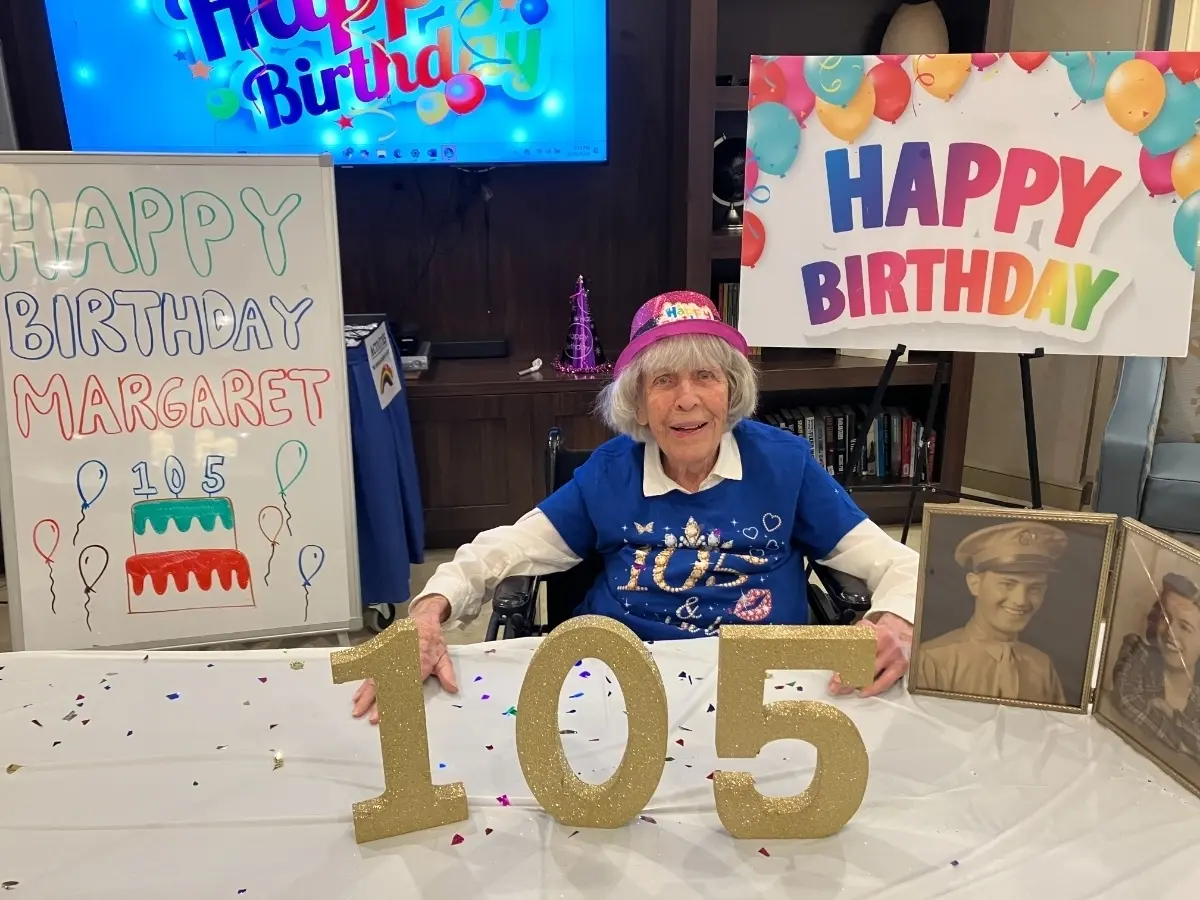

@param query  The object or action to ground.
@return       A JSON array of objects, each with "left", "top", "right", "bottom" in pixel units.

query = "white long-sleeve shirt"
[{"left": 416, "top": 431, "right": 919, "bottom": 627}]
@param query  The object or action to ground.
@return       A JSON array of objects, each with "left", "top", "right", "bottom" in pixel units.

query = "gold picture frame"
[
  {"left": 1093, "top": 519, "right": 1200, "bottom": 800},
  {"left": 908, "top": 505, "right": 1118, "bottom": 714}
]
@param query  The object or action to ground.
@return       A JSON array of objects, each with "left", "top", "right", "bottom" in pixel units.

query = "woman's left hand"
[{"left": 828, "top": 613, "right": 913, "bottom": 698}]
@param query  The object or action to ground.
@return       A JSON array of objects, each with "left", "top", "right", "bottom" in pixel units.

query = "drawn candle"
[
  {"left": 164, "top": 456, "right": 187, "bottom": 499},
  {"left": 275, "top": 440, "right": 309, "bottom": 537},
  {"left": 77, "top": 544, "right": 110, "bottom": 633},
  {"left": 73, "top": 460, "right": 108, "bottom": 546},
  {"left": 258, "top": 506, "right": 284, "bottom": 587},
  {"left": 298, "top": 544, "right": 325, "bottom": 623},
  {"left": 32, "top": 519, "right": 61, "bottom": 613}
]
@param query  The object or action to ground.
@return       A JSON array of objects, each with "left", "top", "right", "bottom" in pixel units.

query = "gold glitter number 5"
[
  {"left": 330, "top": 620, "right": 469, "bottom": 843},
  {"left": 713, "top": 625, "right": 875, "bottom": 839},
  {"left": 516, "top": 615, "right": 669, "bottom": 827}
]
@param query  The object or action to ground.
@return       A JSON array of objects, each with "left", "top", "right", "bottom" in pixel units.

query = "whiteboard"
[{"left": 0, "top": 152, "right": 361, "bottom": 650}]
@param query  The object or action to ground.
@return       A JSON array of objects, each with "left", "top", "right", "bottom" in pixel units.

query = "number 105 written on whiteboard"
[
  {"left": 131, "top": 455, "right": 226, "bottom": 498},
  {"left": 331, "top": 617, "right": 875, "bottom": 844}
]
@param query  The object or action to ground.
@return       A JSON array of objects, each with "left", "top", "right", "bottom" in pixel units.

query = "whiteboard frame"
[{"left": 0, "top": 151, "right": 363, "bottom": 649}]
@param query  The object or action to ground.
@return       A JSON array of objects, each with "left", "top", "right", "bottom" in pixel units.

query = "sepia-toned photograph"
[
  {"left": 1094, "top": 521, "right": 1200, "bottom": 799},
  {"left": 909, "top": 506, "right": 1118, "bottom": 712}
]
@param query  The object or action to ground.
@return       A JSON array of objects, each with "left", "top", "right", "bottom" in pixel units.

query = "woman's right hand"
[{"left": 351, "top": 594, "right": 459, "bottom": 724}]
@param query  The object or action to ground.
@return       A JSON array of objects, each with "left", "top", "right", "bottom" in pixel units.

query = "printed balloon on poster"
[
  {"left": 803, "top": 55, "right": 865, "bottom": 107},
  {"left": 1140, "top": 74, "right": 1200, "bottom": 156},
  {"left": 744, "top": 150, "right": 760, "bottom": 200},
  {"left": 867, "top": 61, "right": 911, "bottom": 123},
  {"left": 445, "top": 73, "right": 486, "bottom": 115},
  {"left": 1104, "top": 59, "right": 1166, "bottom": 134},
  {"left": 971, "top": 53, "right": 1000, "bottom": 71},
  {"left": 1051, "top": 51, "right": 1089, "bottom": 69},
  {"left": 1009, "top": 51, "right": 1050, "bottom": 73},
  {"left": 1169, "top": 51, "right": 1200, "bottom": 84},
  {"left": 518, "top": 0, "right": 549, "bottom": 26},
  {"left": 206, "top": 88, "right": 240, "bottom": 120},
  {"left": 416, "top": 91, "right": 451, "bottom": 125},
  {"left": 1172, "top": 136, "right": 1200, "bottom": 199},
  {"left": 877, "top": 54, "right": 908, "bottom": 65},
  {"left": 913, "top": 53, "right": 971, "bottom": 101},
  {"left": 747, "top": 101, "right": 801, "bottom": 176},
  {"left": 1173, "top": 191, "right": 1200, "bottom": 267},
  {"left": 749, "top": 57, "right": 788, "bottom": 109},
  {"left": 815, "top": 77, "right": 876, "bottom": 142},
  {"left": 742, "top": 211, "right": 766, "bottom": 268},
  {"left": 1140, "top": 146, "right": 1178, "bottom": 196},
  {"left": 1067, "top": 52, "right": 1135, "bottom": 102},
  {"left": 1136, "top": 50, "right": 1171, "bottom": 73}
]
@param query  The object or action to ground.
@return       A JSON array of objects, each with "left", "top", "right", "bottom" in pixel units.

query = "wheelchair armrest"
[
  {"left": 485, "top": 575, "right": 540, "bottom": 641},
  {"left": 810, "top": 562, "right": 872, "bottom": 621}
]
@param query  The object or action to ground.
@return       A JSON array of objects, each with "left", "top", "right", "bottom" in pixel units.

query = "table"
[{"left": 1, "top": 637, "right": 1198, "bottom": 899}]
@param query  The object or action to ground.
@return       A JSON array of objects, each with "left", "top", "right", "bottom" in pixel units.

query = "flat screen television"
[{"left": 42, "top": 0, "right": 608, "bottom": 166}]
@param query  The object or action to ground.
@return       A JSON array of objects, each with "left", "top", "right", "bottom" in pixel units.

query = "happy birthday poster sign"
[{"left": 737, "top": 52, "right": 1200, "bottom": 357}]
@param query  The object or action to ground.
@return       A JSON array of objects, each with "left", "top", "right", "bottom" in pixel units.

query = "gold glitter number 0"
[
  {"left": 714, "top": 625, "right": 875, "bottom": 839},
  {"left": 516, "top": 616, "right": 669, "bottom": 828},
  {"left": 330, "top": 620, "right": 469, "bottom": 843}
]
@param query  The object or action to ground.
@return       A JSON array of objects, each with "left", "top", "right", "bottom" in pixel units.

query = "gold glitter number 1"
[
  {"left": 713, "top": 625, "right": 875, "bottom": 839},
  {"left": 515, "top": 616, "right": 669, "bottom": 828},
  {"left": 330, "top": 620, "right": 469, "bottom": 843}
]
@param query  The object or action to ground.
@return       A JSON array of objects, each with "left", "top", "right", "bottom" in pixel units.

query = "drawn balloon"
[
  {"left": 298, "top": 544, "right": 326, "bottom": 623},
  {"left": 77, "top": 544, "right": 110, "bottom": 634},
  {"left": 258, "top": 506, "right": 284, "bottom": 587},
  {"left": 275, "top": 440, "right": 309, "bottom": 537},
  {"left": 32, "top": 518, "right": 61, "bottom": 613},
  {"left": 74, "top": 460, "right": 109, "bottom": 546}
]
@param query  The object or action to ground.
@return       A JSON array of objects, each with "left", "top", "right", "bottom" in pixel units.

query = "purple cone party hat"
[{"left": 554, "top": 276, "right": 612, "bottom": 377}]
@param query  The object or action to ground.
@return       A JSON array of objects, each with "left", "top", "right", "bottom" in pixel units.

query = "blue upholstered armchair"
[{"left": 1093, "top": 356, "right": 1200, "bottom": 536}]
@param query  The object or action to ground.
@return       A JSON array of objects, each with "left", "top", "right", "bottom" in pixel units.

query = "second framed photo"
[
  {"left": 1094, "top": 520, "right": 1200, "bottom": 799},
  {"left": 908, "top": 506, "right": 1118, "bottom": 713}
]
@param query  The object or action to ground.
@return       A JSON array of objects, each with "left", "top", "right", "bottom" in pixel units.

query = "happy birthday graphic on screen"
[{"left": 44, "top": 0, "right": 608, "bottom": 165}]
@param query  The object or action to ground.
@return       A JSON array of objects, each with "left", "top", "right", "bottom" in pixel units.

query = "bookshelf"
[{"left": 679, "top": 0, "right": 994, "bottom": 521}]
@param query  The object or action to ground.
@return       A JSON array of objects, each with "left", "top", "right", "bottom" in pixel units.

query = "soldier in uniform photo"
[{"left": 915, "top": 521, "right": 1068, "bottom": 705}]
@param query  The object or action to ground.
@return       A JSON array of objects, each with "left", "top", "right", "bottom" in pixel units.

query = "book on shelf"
[
  {"left": 756, "top": 405, "right": 937, "bottom": 483},
  {"left": 716, "top": 281, "right": 761, "bottom": 358}
]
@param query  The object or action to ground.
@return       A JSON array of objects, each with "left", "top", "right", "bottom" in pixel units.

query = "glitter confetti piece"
[
  {"left": 569, "top": 830, "right": 580, "bottom": 838},
  {"left": 503, "top": 706, "right": 517, "bottom": 716},
  {"left": 143, "top": 654, "right": 149, "bottom": 661},
  {"left": 678, "top": 671, "right": 687, "bottom": 678},
  {"left": 238, "top": 891, "right": 247, "bottom": 896},
  {"left": 269, "top": 724, "right": 279, "bottom": 730},
  {"left": 52, "top": 741, "right": 61, "bottom": 747},
  {"left": 103, "top": 686, "right": 111, "bottom": 691},
  {"left": 451, "top": 834, "right": 464, "bottom": 846},
  {"left": 258, "top": 677, "right": 268, "bottom": 683},
  {"left": 481, "top": 694, "right": 491, "bottom": 700},
  {"left": 559, "top": 729, "right": 576, "bottom": 735},
  {"left": 62, "top": 711, "right": 76, "bottom": 722},
  {"left": 485, "top": 828, "right": 494, "bottom": 836},
  {"left": 774, "top": 684, "right": 786, "bottom": 690},
  {"left": 675, "top": 738, "right": 684, "bottom": 746},
  {"left": 289, "top": 661, "right": 305, "bottom": 670},
  {"left": 243, "top": 701, "right": 251, "bottom": 706},
  {"left": 497, "top": 795, "right": 511, "bottom": 806},
  {"left": 758, "top": 848, "right": 770, "bottom": 858},
  {"left": 192, "top": 781, "right": 199, "bottom": 787},
  {"left": 485, "top": 648, "right": 496, "bottom": 654},
  {"left": 438, "top": 763, "right": 447, "bottom": 769},
  {"left": 707, "top": 703, "right": 716, "bottom": 713},
  {"left": 485, "top": 744, "right": 494, "bottom": 750},
  {"left": 951, "top": 860, "right": 959, "bottom": 867},
  {"left": 452, "top": 704, "right": 463, "bottom": 709},
  {"left": 579, "top": 671, "right": 591, "bottom": 678},
  {"left": 639, "top": 815, "right": 657, "bottom": 824},
  {"left": 76, "top": 694, "right": 84, "bottom": 700},
  {"left": 126, "top": 730, "right": 133, "bottom": 737},
  {"left": 167, "top": 693, "right": 180, "bottom": 700},
  {"left": 75, "top": 702, "right": 83, "bottom": 708},
  {"left": 31, "top": 720, "right": 42, "bottom": 727},
  {"left": 474, "top": 676, "right": 483, "bottom": 682},
  {"left": 706, "top": 771, "right": 714, "bottom": 780},
  {"left": 2, "top": 881, "right": 18, "bottom": 890},
  {"left": 565, "top": 709, "right": 576, "bottom": 714},
  {"left": 207, "top": 664, "right": 214, "bottom": 668},
  {"left": 588, "top": 738, "right": 600, "bottom": 742},
  {"left": 81, "top": 720, "right": 90, "bottom": 726},
  {"left": 680, "top": 726, "right": 692, "bottom": 732},
  {"left": 217, "top": 745, "right": 227, "bottom": 750},
  {"left": 569, "top": 692, "right": 584, "bottom": 699},
  {"left": 5, "top": 764, "right": 21, "bottom": 775},
  {"left": 574, "top": 660, "right": 582, "bottom": 667},
  {"left": 664, "top": 756, "right": 675, "bottom": 762},
  {"left": 605, "top": 676, "right": 612, "bottom": 684},
  {"left": 272, "top": 752, "right": 284, "bottom": 770}
]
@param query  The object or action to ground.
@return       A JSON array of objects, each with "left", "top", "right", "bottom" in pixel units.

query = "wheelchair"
[{"left": 486, "top": 427, "right": 873, "bottom": 641}]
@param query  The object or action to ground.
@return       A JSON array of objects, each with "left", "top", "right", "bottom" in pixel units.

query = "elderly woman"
[
  {"left": 353, "top": 292, "right": 918, "bottom": 722},
  {"left": 1112, "top": 572, "right": 1200, "bottom": 758}
]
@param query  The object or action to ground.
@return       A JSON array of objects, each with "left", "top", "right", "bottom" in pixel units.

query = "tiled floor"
[{"left": 0, "top": 523, "right": 924, "bottom": 653}]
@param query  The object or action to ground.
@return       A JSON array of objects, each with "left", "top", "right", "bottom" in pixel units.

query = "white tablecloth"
[{"left": 1, "top": 637, "right": 1198, "bottom": 899}]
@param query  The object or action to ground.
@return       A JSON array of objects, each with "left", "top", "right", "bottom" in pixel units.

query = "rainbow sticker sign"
[{"left": 738, "top": 52, "right": 1200, "bottom": 357}]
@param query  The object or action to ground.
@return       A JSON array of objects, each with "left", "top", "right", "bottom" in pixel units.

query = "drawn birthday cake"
[{"left": 124, "top": 497, "right": 255, "bottom": 613}]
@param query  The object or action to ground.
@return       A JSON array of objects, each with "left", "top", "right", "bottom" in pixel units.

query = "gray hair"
[{"left": 597, "top": 334, "right": 758, "bottom": 442}]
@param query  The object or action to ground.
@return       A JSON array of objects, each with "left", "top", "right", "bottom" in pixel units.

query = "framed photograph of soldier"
[
  {"left": 908, "top": 507, "right": 1118, "bottom": 713},
  {"left": 1094, "top": 520, "right": 1200, "bottom": 800}
]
